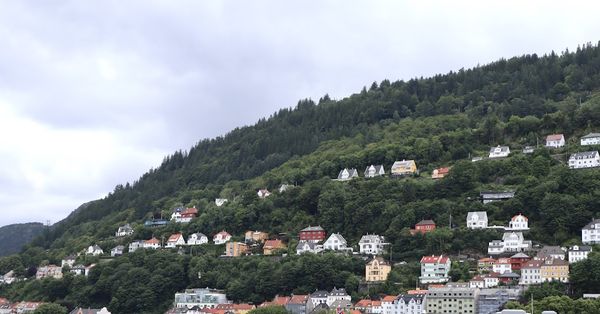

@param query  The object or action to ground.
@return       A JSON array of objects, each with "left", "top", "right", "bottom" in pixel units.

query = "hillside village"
[{"left": 2, "top": 132, "right": 600, "bottom": 314}]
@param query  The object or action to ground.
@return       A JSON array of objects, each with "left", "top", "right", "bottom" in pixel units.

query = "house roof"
[
  {"left": 359, "top": 234, "right": 383, "bottom": 243},
  {"left": 392, "top": 160, "right": 416, "bottom": 168},
  {"left": 480, "top": 190, "right": 515, "bottom": 197},
  {"left": 263, "top": 239, "right": 284, "bottom": 249},
  {"left": 191, "top": 232, "right": 207, "bottom": 238},
  {"left": 467, "top": 211, "right": 488, "bottom": 221},
  {"left": 583, "top": 219, "right": 600, "bottom": 230},
  {"left": 381, "top": 295, "right": 396, "bottom": 302},
  {"left": 498, "top": 272, "right": 520, "bottom": 279},
  {"left": 570, "top": 151, "right": 599, "bottom": 159},
  {"left": 522, "top": 260, "right": 543, "bottom": 269},
  {"left": 542, "top": 258, "right": 569, "bottom": 266},
  {"left": 326, "top": 233, "right": 347, "bottom": 245},
  {"left": 478, "top": 257, "right": 496, "bottom": 263},
  {"left": 569, "top": 245, "right": 592, "bottom": 252},
  {"left": 310, "top": 290, "right": 329, "bottom": 298},
  {"left": 364, "top": 165, "right": 385, "bottom": 175},
  {"left": 397, "top": 294, "right": 424, "bottom": 303},
  {"left": 406, "top": 289, "right": 428, "bottom": 295},
  {"left": 502, "top": 232, "right": 524, "bottom": 241},
  {"left": 112, "top": 245, "right": 125, "bottom": 250},
  {"left": 489, "top": 145, "right": 510, "bottom": 153},
  {"left": 496, "top": 258, "right": 511, "bottom": 264},
  {"left": 582, "top": 133, "right": 600, "bottom": 139},
  {"left": 297, "top": 240, "right": 319, "bottom": 249},
  {"left": 168, "top": 233, "right": 184, "bottom": 242},
  {"left": 288, "top": 295, "right": 308, "bottom": 304},
  {"left": 338, "top": 168, "right": 358, "bottom": 178},
  {"left": 416, "top": 219, "right": 435, "bottom": 226},
  {"left": 511, "top": 214, "right": 528, "bottom": 221},
  {"left": 368, "top": 256, "right": 390, "bottom": 266},
  {"left": 354, "top": 299, "right": 374, "bottom": 308},
  {"left": 146, "top": 237, "right": 160, "bottom": 244},
  {"left": 510, "top": 253, "right": 530, "bottom": 259},
  {"left": 536, "top": 246, "right": 564, "bottom": 258},
  {"left": 330, "top": 287, "right": 348, "bottom": 296},
  {"left": 435, "top": 167, "right": 450, "bottom": 174},
  {"left": 329, "top": 300, "right": 352, "bottom": 309},
  {"left": 214, "top": 231, "right": 231, "bottom": 238},
  {"left": 546, "top": 134, "right": 564, "bottom": 141},
  {"left": 69, "top": 308, "right": 106, "bottom": 314},
  {"left": 182, "top": 207, "right": 198, "bottom": 215},
  {"left": 420, "top": 255, "right": 449, "bottom": 264},
  {"left": 301, "top": 226, "right": 324, "bottom": 232}
]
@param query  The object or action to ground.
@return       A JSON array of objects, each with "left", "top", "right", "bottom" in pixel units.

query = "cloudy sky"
[{"left": 0, "top": 1, "right": 599, "bottom": 226}]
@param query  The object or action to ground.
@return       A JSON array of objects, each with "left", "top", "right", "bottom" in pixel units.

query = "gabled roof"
[
  {"left": 434, "top": 167, "right": 450, "bottom": 174},
  {"left": 368, "top": 256, "right": 390, "bottom": 266},
  {"left": 498, "top": 272, "right": 520, "bottom": 279},
  {"left": 510, "top": 253, "right": 530, "bottom": 258},
  {"left": 191, "top": 232, "right": 207, "bottom": 238},
  {"left": 182, "top": 207, "right": 198, "bottom": 215},
  {"left": 420, "top": 255, "right": 449, "bottom": 264},
  {"left": 582, "top": 133, "right": 600, "bottom": 139},
  {"left": 329, "top": 287, "right": 348, "bottom": 296},
  {"left": 359, "top": 234, "right": 383, "bottom": 243},
  {"left": 264, "top": 239, "right": 285, "bottom": 249},
  {"left": 392, "top": 160, "right": 416, "bottom": 168},
  {"left": 214, "top": 231, "right": 231, "bottom": 238},
  {"left": 301, "top": 226, "right": 324, "bottom": 232},
  {"left": 522, "top": 260, "right": 543, "bottom": 269},
  {"left": 364, "top": 165, "right": 385, "bottom": 176},
  {"left": 310, "top": 290, "right": 328, "bottom": 298},
  {"left": 511, "top": 214, "right": 528, "bottom": 221},
  {"left": 569, "top": 245, "right": 592, "bottom": 252},
  {"left": 489, "top": 145, "right": 510, "bottom": 153},
  {"left": 381, "top": 295, "right": 396, "bottom": 302},
  {"left": 467, "top": 211, "right": 487, "bottom": 221},
  {"left": 326, "top": 233, "right": 347, "bottom": 245},
  {"left": 478, "top": 257, "right": 496, "bottom": 263},
  {"left": 570, "top": 151, "right": 599, "bottom": 159},
  {"left": 168, "top": 233, "right": 184, "bottom": 242},
  {"left": 338, "top": 168, "right": 358, "bottom": 179},
  {"left": 546, "top": 134, "right": 564, "bottom": 141},
  {"left": 288, "top": 295, "right": 308, "bottom": 304},
  {"left": 583, "top": 219, "right": 600, "bottom": 230},
  {"left": 416, "top": 219, "right": 435, "bottom": 226},
  {"left": 536, "top": 246, "right": 564, "bottom": 258},
  {"left": 297, "top": 240, "right": 319, "bottom": 249},
  {"left": 146, "top": 237, "right": 160, "bottom": 244}
]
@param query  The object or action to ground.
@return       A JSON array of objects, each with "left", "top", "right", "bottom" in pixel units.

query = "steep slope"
[{"left": 0, "top": 223, "right": 45, "bottom": 256}]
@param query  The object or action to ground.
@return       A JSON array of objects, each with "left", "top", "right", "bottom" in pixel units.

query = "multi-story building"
[
  {"left": 419, "top": 255, "right": 451, "bottom": 284},
  {"left": 36, "top": 265, "right": 63, "bottom": 280},
  {"left": 489, "top": 146, "right": 510, "bottom": 158},
  {"left": 569, "top": 151, "right": 600, "bottom": 169},
  {"left": 323, "top": 233, "right": 351, "bottom": 252},
  {"left": 382, "top": 294, "right": 424, "bottom": 314},
  {"left": 365, "top": 257, "right": 391, "bottom": 282},
  {"left": 519, "top": 260, "right": 543, "bottom": 285},
  {"left": 480, "top": 191, "right": 515, "bottom": 204},
  {"left": 581, "top": 133, "right": 600, "bottom": 146},
  {"left": 582, "top": 219, "right": 600, "bottom": 244},
  {"left": 477, "top": 288, "right": 522, "bottom": 314},
  {"left": 492, "top": 258, "right": 512, "bottom": 274},
  {"left": 425, "top": 287, "right": 479, "bottom": 314},
  {"left": 488, "top": 232, "right": 532, "bottom": 255},
  {"left": 507, "top": 214, "right": 529, "bottom": 231},
  {"left": 410, "top": 220, "right": 436, "bottom": 235},
  {"left": 225, "top": 242, "right": 248, "bottom": 257},
  {"left": 244, "top": 231, "right": 269, "bottom": 243},
  {"left": 174, "top": 288, "right": 229, "bottom": 309},
  {"left": 545, "top": 134, "right": 565, "bottom": 148},
  {"left": 568, "top": 245, "right": 592, "bottom": 264},
  {"left": 299, "top": 226, "right": 326, "bottom": 242},
  {"left": 285, "top": 295, "right": 308, "bottom": 314},
  {"left": 540, "top": 258, "right": 569, "bottom": 283},
  {"left": 359, "top": 234, "right": 386, "bottom": 255}
]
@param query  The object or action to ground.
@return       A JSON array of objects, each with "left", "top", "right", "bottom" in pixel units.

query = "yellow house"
[
  {"left": 225, "top": 242, "right": 248, "bottom": 257},
  {"left": 391, "top": 160, "right": 417, "bottom": 176},
  {"left": 244, "top": 230, "right": 269, "bottom": 243},
  {"left": 263, "top": 239, "right": 286, "bottom": 255},
  {"left": 540, "top": 258, "right": 569, "bottom": 283},
  {"left": 366, "top": 257, "right": 391, "bottom": 282}
]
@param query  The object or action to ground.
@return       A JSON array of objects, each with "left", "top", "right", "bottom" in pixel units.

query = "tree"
[
  {"left": 248, "top": 306, "right": 289, "bottom": 314},
  {"left": 32, "top": 303, "right": 67, "bottom": 314}
]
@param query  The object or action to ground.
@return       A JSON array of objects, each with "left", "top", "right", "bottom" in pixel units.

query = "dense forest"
[
  {"left": 1, "top": 43, "right": 600, "bottom": 313},
  {"left": 0, "top": 223, "right": 45, "bottom": 257}
]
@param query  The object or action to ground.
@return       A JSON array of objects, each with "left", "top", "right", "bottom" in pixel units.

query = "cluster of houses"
[
  {"left": 295, "top": 226, "right": 388, "bottom": 256},
  {"left": 0, "top": 298, "right": 45, "bottom": 314},
  {"left": 336, "top": 161, "right": 451, "bottom": 181}
]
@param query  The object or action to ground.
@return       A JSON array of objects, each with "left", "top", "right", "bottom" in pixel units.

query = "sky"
[{"left": 0, "top": 1, "right": 599, "bottom": 226}]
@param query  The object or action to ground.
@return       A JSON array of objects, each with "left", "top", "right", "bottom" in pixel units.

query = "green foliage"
[
  {"left": 0, "top": 223, "right": 45, "bottom": 257},
  {"left": 248, "top": 306, "right": 289, "bottom": 314},
  {"left": 570, "top": 250, "right": 600, "bottom": 296},
  {"left": 32, "top": 303, "right": 68, "bottom": 314}
]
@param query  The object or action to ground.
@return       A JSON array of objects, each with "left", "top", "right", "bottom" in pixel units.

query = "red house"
[
  {"left": 410, "top": 220, "right": 436, "bottom": 235},
  {"left": 510, "top": 253, "right": 530, "bottom": 271},
  {"left": 299, "top": 226, "right": 326, "bottom": 242}
]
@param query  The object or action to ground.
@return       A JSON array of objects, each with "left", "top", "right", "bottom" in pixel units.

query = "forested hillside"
[
  {"left": 1, "top": 43, "right": 600, "bottom": 313},
  {"left": 0, "top": 223, "right": 45, "bottom": 257}
]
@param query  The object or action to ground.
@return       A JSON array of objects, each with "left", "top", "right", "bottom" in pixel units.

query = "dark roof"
[
  {"left": 301, "top": 226, "right": 324, "bottom": 232},
  {"left": 583, "top": 219, "right": 600, "bottom": 230},
  {"left": 329, "top": 287, "right": 348, "bottom": 296},
  {"left": 416, "top": 219, "right": 435, "bottom": 225},
  {"left": 570, "top": 151, "right": 599, "bottom": 159},
  {"left": 310, "top": 290, "right": 329, "bottom": 298}
]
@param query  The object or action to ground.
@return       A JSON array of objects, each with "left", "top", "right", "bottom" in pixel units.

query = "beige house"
[
  {"left": 540, "top": 258, "right": 569, "bottom": 283},
  {"left": 225, "top": 242, "right": 248, "bottom": 257},
  {"left": 391, "top": 160, "right": 417, "bottom": 176},
  {"left": 365, "top": 257, "right": 391, "bottom": 282},
  {"left": 245, "top": 231, "right": 269, "bottom": 243}
]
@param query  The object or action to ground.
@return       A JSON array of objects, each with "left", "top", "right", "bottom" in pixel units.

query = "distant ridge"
[{"left": 0, "top": 222, "right": 45, "bottom": 256}]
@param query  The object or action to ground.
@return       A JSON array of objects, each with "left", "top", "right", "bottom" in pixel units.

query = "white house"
[
  {"left": 568, "top": 245, "right": 592, "bottom": 264},
  {"left": 111, "top": 245, "right": 125, "bottom": 257},
  {"left": 323, "top": 233, "right": 352, "bottom": 252},
  {"left": 187, "top": 233, "right": 208, "bottom": 245},
  {"left": 326, "top": 288, "right": 351, "bottom": 306},
  {"left": 466, "top": 211, "right": 488, "bottom": 229},
  {"left": 174, "top": 288, "right": 229, "bottom": 309},
  {"left": 128, "top": 240, "right": 144, "bottom": 252},
  {"left": 61, "top": 256, "right": 76, "bottom": 268},
  {"left": 569, "top": 151, "right": 600, "bottom": 169},
  {"left": 144, "top": 237, "right": 161, "bottom": 249},
  {"left": 257, "top": 189, "right": 271, "bottom": 198},
  {"left": 358, "top": 234, "right": 386, "bottom": 255},
  {"left": 115, "top": 224, "right": 134, "bottom": 237},
  {"left": 507, "top": 214, "right": 529, "bottom": 231},
  {"left": 166, "top": 233, "right": 186, "bottom": 248},
  {"left": 86, "top": 245, "right": 104, "bottom": 256},
  {"left": 582, "top": 218, "right": 600, "bottom": 244},
  {"left": 536, "top": 246, "right": 565, "bottom": 260},
  {"left": 279, "top": 184, "right": 292, "bottom": 193},
  {"left": 520, "top": 260, "right": 543, "bottom": 285},
  {"left": 308, "top": 290, "right": 329, "bottom": 309},
  {"left": 545, "top": 134, "right": 565, "bottom": 148},
  {"left": 385, "top": 294, "right": 425, "bottom": 314},
  {"left": 492, "top": 258, "right": 512, "bottom": 274},
  {"left": 523, "top": 146, "right": 535, "bottom": 154},
  {"left": 480, "top": 191, "right": 515, "bottom": 204},
  {"left": 581, "top": 133, "right": 600, "bottom": 146},
  {"left": 489, "top": 145, "right": 510, "bottom": 158},
  {"left": 488, "top": 232, "right": 532, "bottom": 255},
  {"left": 469, "top": 273, "right": 499, "bottom": 289},
  {"left": 337, "top": 168, "right": 358, "bottom": 181},
  {"left": 213, "top": 231, "right": 232, "bottom": 245},
  {"left": 419, "top": 255, "right": 451, "bottom": 284},
  {"left": 215, "top": 198, "right": 228, "bottom": 207},
  {"left": 296, "top": 240, "right": 323, "bottom": 254},
  {"left": 364, "top": 165, "right": 385, "bottom": 178}
]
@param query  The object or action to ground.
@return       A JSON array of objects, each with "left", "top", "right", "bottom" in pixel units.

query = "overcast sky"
[{"left": 0, "top": 1, "right": 599, "bottom": 226}]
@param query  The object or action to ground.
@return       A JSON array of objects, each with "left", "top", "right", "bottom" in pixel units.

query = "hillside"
[
  {"left": 1, "top": 43, "right": 600, "bottom": 313},
  {"left": 0, "top": 223, "right": 45, "bottom": 257}
]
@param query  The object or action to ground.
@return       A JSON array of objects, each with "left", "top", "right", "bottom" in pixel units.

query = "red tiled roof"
[
  {"left": 215, "top": 231, "right": 231, "bottom": 238},
  {"left": 289, "top": 295, "right": 308, "bottom": 304},
  {"left": 546, "top": 134, "right": 564, "bottom": 141},
  {"left": 217, "top": 304, "right": 254, "bottom": 310},
  {"left": 381, "top": 295, "right": 396, "bottom": 302},
  {"left": 407, "top": 289, "right": 428, "bottom": 295},
  {"left": 273, "top": 296, "right": 290, "bottom": 306},
  {"left": 496, "top": 258, "right": 511, "bottom": 264},
  {"left": 371, "top": 301, "right": 381, "bottom": 307},
  {"left": 146, "top": 237, "right": 160, "bottom": 244},
  {"left": 436, "top": 167, "right": 450, "bottom": 174},
  {"left": 478, "top": 257, "right": 496, "bottom": 263},
  {"left": 183, "top": 207, "right": 199, "bottom": 215},
  {"left": 354, "top": 300, "right": 373, "bottom": 308},
  {"left": 511, "top": 214, "right": 528, "bottom": 221},
  {"left": 264, "top": 239, "right": 284, "bottom": 249},
  {"left": 168, "top": 233, "right": 183, "bottom": 242},
  {"left": 420, "top": 255, "right": 449, "bottom": 264},
  {"left": 0, "top": 298, "right": 8, "bottom": 305},
  {"left": 416, "top": 220, "right": 436, "bottom": 226}
]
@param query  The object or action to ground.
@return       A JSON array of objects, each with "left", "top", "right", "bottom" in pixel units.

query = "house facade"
[
  {"left": 419, "top": 255, "right": 451, "bottom": 284},
  {"left": 536, "top": 246, "right": 565, "bottom": 260},
  {"left": 359, "top": 234, "right": 386, "bottom": 255},
  {"left": 545, "top": 134, "right": 565, "bottom": 148},
  {"left": 299, "top": 226, "right": 326, "bottom": 242},
  {"left": 480, "top": 191, "right": 515, "bottom": 204},
  {"left": 296, "top": 240, "right": 323, "bottom": 254},
  {"left": 257, "top": 189, "right": 271, "bottom": 198},
  {"left": 364, "top": 165, "right": 385, "bottom": 178},
  {"left": 492, "top": 258, "right": 512, "bottom": 274},
  {"left": 507, "top": 214, "right": 529, "bottom": 231},
  {"left": 36, "top": 265, "right": 63, "bottom": 280},
  {"left": 144, "top": 237, "right": 161, "bottom": 249},
  {"left": 215, "top": 198, "right": 228, "bottom": 207},
  {"left": 166, "top": 233, "right": 186, "bottom": 248},
  {"left": 569, "top": 151, "right": 600, "bottom": 169},
  {"left": 489, "top": 145, "right": 510, "bottom": 158},
  {"left": 425, "top": 287, "right": 479, "bottom": 314},
  {"left": 582, "top": 218, "right": 600, "bottom": 244},
  {"left": 568, "top": 245, "right": 592, "bottom": 264},
  {"left": 477, "top": 288, "right": 521, "bottom": 314},
  {"left": 244, "top": 231, "right": 269, "bottom": 243},
  {"left": 540, "top": 258, "right": 569, "bottom": 283},
  {"left": 466, "top": 211, "right": 488, "bottom": 229},
  {"left": 519, "top": 260, "right": 543, "bottom": 285},
  {"left": 510, "top": 253, "right": 530, "bottom": 271},
  {"left": 384, "top": 294, "right": 424, "bottom": 314},
  {"left": 213, "top": 231, "right": 232, "bottom": 245},
  {"left": 263, "top": 239, "right": 286, "bottom": 255},
  {"left": 488, "top": 232, "right": 532, "bottom": 255},
  {"left": 391, "top": 160, "right": 417, "bottom": 176},
  {"left": 86, "top": 245, "right": 104, "bottom": 256},
  {"left": 225, "top": 242, "right": 248, "bottom": 257},
  {"left": 431, "top": 167, "right": 450, "bottom": 179},
  {"left": 410, "top": 220, "right": 436, "bottom": 235},
  {"left": 111, "top": 245, "right": 124, "bottom": 257},
  {"left": 323, "top": 233, "right": 351, "bottom": 252},
  {"left": 285, "top": 295, "right": 308, "bottom": 314},
  {"left": 187, "top": 233, "right": 208, "bottom": 245},
  {"left": 581, "top": 133, "right": 600, "bottom": 146},
  {"left": 326, "top": 288, "right": 351, "bottom": 306},
  {"left": 173, "top": 288, "right": 229, "bottom": 309},
  {"left": 365, "top": 257, "right": 391, "bottom": 282},
  {"left": 115, "top": 224, "right": 134, "bottom": 237},
  {"left": 337, "top": 168, "right": 358, "bottom": 181},
  {"left": 128, "top": 240, "right": 144, "bottom": 252}
]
